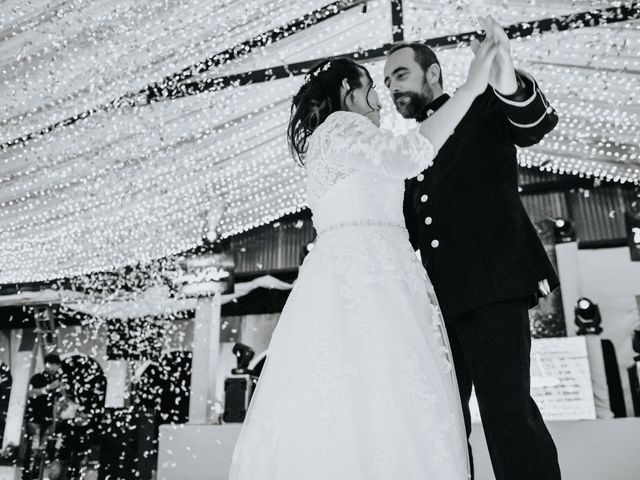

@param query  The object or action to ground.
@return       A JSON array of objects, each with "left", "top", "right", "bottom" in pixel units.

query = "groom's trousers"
[{"left": 445, "top": 297, "right": 562, "bottom": 480}]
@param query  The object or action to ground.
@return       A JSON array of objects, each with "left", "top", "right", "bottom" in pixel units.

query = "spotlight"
[
  {"left": 574, "top": 297, "right": 602, "bottom": 335},
  {"left": 632, "top": 329, "right": 640, "bottom": 361},
  {"left": 629, "top": 330, "right": 640, "bottom": 416},
  {"left": 625, "top": 211, "right": 640, "bottom": 261},
  {"left": 553, "top": 217, "right": 576, "bottom": 243},
  {"left": 231, "top": 343, "right": 255, "bottom": 375}
]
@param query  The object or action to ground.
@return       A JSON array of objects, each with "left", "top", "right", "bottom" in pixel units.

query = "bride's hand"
[
  {"left": 473, "top": 15, "right": 518, "bottom": 95},
  {"left": 460, "top": 37, "right": 498, "bottom": 97}
]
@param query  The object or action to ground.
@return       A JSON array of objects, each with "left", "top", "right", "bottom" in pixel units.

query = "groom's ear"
[
  {"left": 426, "top": 63, "right": 441, "bottom": 87},
  {"left": 341, "top": 78, "right": 351, "bottom": 91}
]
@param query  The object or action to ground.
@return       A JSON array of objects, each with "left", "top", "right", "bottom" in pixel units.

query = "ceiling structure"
[{"left": 0, "top": 0, "right": 638, "bottom": 284}]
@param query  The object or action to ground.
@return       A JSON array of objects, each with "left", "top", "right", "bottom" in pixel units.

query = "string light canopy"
[{"left": 0, "top": 0, "right": 638, "bottom": 285}]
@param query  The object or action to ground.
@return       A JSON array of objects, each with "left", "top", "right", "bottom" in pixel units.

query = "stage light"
[
  {"left": 574, "top": 297, "right": 603, "bottom": 335},
  {"left": 629, "top": 330, "right": 640, "bottom": 416},
  {"left": 553, "top": 217, "right": 576, "bottom": 243},
  {"left": 632, "top": 329, "right": 640, "bottom": 362},
  {"left": 231, "top": 343, "right": 255, "bottom": 375}
]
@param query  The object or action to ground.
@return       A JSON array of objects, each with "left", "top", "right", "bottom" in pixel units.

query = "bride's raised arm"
[
  {"left": 418, "top": 38, "right": 497, "bottom": 153},
  {"left": 318, "top": 39, "right": 497, "bottom": 180}
]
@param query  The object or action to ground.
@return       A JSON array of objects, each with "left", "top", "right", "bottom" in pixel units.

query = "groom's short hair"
[{"left": 387, "top": 42, "right": 443, "bottom": 88}]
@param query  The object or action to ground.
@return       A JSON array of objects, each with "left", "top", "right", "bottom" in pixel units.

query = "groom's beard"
[{"left": 393, "top": 88, "right": 434, "bottom": 122}]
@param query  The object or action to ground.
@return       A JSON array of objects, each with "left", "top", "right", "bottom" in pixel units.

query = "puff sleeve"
[{"left": 320, "top": 111, "right": 434, "bottom": 179}]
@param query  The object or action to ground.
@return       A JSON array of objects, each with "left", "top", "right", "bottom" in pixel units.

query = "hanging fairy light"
[{"left": 0, "top": 0, "right": 638, "bottom": 285}]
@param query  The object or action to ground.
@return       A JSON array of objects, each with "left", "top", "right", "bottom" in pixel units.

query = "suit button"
[
  {"left": 431, "top": 239, "right": 439, "bottom": 248},
  {"left": 424, "top": 216, "right": 433, "bottom": 225},
  {"left": 421, "top": 194, "right": 428, "bottom": 203},
  {"left": 417, "top": 174, "right": 424, "bottom": 182}
]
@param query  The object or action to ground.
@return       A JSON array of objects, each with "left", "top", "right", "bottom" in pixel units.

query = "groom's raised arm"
[
  {"left": 492, "top": 70, "right": 558, "bottom": 147},
  {"left": 476, "top": 15, "right": 559, "bottom": 148}
]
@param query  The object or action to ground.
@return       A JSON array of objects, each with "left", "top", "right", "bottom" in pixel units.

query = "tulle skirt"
[{"left": 228, "top": 226, "right": 469, "bottom": 480}]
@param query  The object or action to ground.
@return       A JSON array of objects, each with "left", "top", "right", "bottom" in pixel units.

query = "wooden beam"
[
  {"left": 145, "top": 0, "right": 368, "bottom": 102},
  {"left": 390, "top": 0, "right": 404, "bottom": 43},
  {"left": 174, "top": 2, "right": 640, "bottom": 96}
]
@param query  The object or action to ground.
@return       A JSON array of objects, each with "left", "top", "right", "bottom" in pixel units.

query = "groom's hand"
[{"left": 471, "top": 16, "right": 518, "bottom": 96}]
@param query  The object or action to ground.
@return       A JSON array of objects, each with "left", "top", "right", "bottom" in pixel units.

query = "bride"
[{"left": 228, "top": 36, "right": 498, "bottom": 480}]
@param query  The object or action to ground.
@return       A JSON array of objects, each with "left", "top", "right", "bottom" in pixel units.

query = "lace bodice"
[{"left": 305, "top": 111, "right": 434, "bottom": 232}]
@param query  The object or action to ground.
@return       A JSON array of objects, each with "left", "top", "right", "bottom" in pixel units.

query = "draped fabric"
[{"left": 0, "top": 0, "right": 638, "bottom": 283}]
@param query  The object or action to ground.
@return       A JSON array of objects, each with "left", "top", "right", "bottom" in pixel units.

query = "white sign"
[{"left": 470, "top": 336, "right": 596, "bottom": 422}]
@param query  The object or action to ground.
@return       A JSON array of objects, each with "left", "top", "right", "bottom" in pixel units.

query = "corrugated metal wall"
[
  {"left": 520, "top": 191, "right": 569, "bottom": 223},
  {"left": 230, "top": 216, "right": 315, "bottom": 274},
  {"left": 519, "top": 192, "right": 569, "bottom": 244},
  {"left": 519, "top": 185, "right": 636, "bottom": 243},
  {"left": 570, "top": 185, "right": 631, "bottom": 243}
]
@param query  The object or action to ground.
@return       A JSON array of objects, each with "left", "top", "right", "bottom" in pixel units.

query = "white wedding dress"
[{"left": 229, "top": 111, "right": 469, "bottom": 480}]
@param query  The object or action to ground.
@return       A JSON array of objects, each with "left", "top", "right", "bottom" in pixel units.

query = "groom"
[{"left": 383, "top": 18, "right": 562, "bottom": 480}]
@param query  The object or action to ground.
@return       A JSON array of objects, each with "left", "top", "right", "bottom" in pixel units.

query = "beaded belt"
[{"left": 316, "top": 221, "right": 405, "bottom": 235}]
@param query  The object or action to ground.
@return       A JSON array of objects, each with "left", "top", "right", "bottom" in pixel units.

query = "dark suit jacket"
[{"left": 404, "top": 71, "right": 560, "bottom": 320}]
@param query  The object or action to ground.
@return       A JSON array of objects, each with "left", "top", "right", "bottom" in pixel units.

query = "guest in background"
[
  {"left": 23, "top": 353, "right": 62, "bottom": 480},
  {"left": 47, "top": 382, "right": 91, "bottom": 480},
  {"left": 25, "top": 353, "right": 62, "bottom": 448},
  {"left": 0, "top": 362, "right": 12, "bottom": 447}
]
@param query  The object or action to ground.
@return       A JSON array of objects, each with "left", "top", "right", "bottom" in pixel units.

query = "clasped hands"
[{"left": 471, "top": 16, "right": 518, "bottom": 96}]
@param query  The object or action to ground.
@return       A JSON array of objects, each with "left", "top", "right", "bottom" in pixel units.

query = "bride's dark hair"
[{"left": 287, "top": 58, "right": 374, "bottom": 166}]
